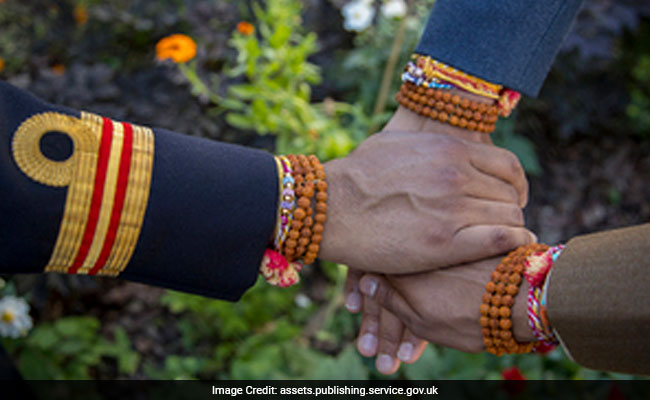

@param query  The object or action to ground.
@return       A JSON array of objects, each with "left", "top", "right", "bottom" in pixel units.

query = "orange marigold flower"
[
  {"left": 155, "top": 34, "right": 197, "bottom": 64},
  {"left": 73, "top": 5, "right": 89, "bottom": 26},
  {"left": 0, "top": 58, "right": 4, "bottom": 73},
  {"left": 51, "top": 64, "right": 65, "bottom": 76},
  {"left": 237, "top": 22, "right": 255, "bottom": 36}
]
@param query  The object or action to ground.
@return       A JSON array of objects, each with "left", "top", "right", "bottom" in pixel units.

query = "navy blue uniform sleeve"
[
  {"left": 0, "top": 81, "right": 277, "bottom": 301},
  {"left": 415, "top": 0, "right": 584, "bottom": 97}
]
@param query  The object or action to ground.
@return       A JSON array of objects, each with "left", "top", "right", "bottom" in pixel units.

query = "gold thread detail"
[
  {"left": 99, "top": 123, "right": 154, "bottom": 276},
  {"left": 12, "top": 112, "right": 100, "bottom": 272},
  {"left": 77, "top": 120, "right": 124, "bottom": 274},
  {"left": 11, "top": 111, "right": 155, "bottom": 277}
]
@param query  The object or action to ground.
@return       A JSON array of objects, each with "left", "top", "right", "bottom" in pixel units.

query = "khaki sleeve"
[{"left": 547, "top": 223, "right": 650, "bottom": 375}]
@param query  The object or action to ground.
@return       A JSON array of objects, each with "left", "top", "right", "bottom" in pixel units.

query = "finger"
[
  {"left": 467, "top": 143, "right": 528, "bottom": 207},
  {"left": 456, "top": 198, "right": 525, "bottom": 228},
  {"left": 344, "top": 269, "right": 363, "bottom": 313},
  {"left": 449, "top": 225, "right": 536, "bottom": 264},
  {"left": 464, "top": 169, "right": 520, "bottom": 205},
  {"left": 356, "top": 294, "right": 381, "bottom": 357},
  {"left": 375, "top": 309, "right": 403, "bottom": 375},
  {"left": 398, "top": 329, "right": 428, "bottom": 364},
  {"left": 359, "top": 274, "right": 419, "bottom": 327}
]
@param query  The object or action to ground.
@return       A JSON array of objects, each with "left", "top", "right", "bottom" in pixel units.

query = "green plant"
[
  {"left": 156, "top": 262, "right": 359, "bottom": 379},
  {"left": 2, "top": 316, "right": 139, "bottom": 379},
  {"left": 179, "top": 0, "right": 378, "bottom": 160},
  {"left": 333, "top": 0, "right": 436, "bottom": 117}
]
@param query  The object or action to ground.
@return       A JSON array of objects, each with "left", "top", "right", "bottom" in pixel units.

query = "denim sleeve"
[{"left": 415, "top": 0, "right": 584, "bottom": 97}]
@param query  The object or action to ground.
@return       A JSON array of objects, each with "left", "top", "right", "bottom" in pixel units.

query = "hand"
[
  {"left": 353, "top": 256, "right": 536, "bottom": 374},
  {"left": 320, "top": 130, "right": 531, "bottom": 274},
  {"left": 345, "top": 268, "right": 429, "bottom": 375},
  {"left": 334, "top": 105, "right": 533, "bottom": 373}
]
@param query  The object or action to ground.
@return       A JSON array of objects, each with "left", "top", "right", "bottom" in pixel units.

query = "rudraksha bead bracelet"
[
  {"left": 396, "top": 82, "right": 497, "bottom": 134},
  {"left": 260, "top": 154, "right": 328, "bottom": 288},
  {"left": 480, "top": 243, "right": 548, "bottom": 355}
]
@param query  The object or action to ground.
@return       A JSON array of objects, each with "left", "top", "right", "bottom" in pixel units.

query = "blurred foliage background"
[{"left": 1, "top": 0, "right": 650, "bottom": 381}]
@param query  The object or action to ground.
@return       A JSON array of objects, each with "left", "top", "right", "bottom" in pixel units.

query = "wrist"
[
  {"left": 385, "top": 97, "right": 493, "bottom": 145},
  {"left": 513, "top": 280, "right": 536, "bottom": 342},
  {"left": 318, "top": 159, "right": 348, "bottom": 264}
]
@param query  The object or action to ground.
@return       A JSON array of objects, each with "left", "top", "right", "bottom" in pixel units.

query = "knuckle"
[
  {"left": 504, "top": 184, "right": 519, "bottom": 204},
  {"left": 510, "top": 207, "right": 525, "bottom": 226},
  {"left": 363, "top": 312, "right": 380, "bottom": 331},
  {"left": 425, "top": 223, "right": 453, "bottom": 247},
  {"left": 375, "top": 285, "right": 394, "bottom": 309},
  {"left": 433, "top": 135, "right": 468, "bottom": 158},
  {"left": 508, "top": 153, "right": 525, "bottom": 177},
  {"left": 378, "top": 328, "right": 402, "bottom": 346},
  {"left": 490, "top": 227, "right": 516, "bottom": 251},
  {"left": 438, "top": 165, "right": 468, "bottom": 190}
]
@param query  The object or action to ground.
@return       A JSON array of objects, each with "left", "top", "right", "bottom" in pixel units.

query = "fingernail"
[
  {"left": 359, "top": 334, "right": 378, "bottom": 355},
  {"left": 360, "top": 278, "right": 377, "bottom": 297},
  {"left": 376, "top": 354, "right": 394, "bottom": 374},
  {"left": 345, "top": 292, "right": 362, "bottom": 312},
  {"left": 397, "top": 343, "right": 414, "bottom": 362}
]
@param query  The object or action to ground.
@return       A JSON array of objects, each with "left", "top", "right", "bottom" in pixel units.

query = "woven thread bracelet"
[
  {"left": 480, "top": 243, "right": 548, "bottom": 356},
  {"left": 260, "top": 154, "right": 327, "bottom": 288},
  {"left": 525, "top": 244, "right": 565, "bottom": 349},
  {"left": 273, "top": 156, "right": 295, "bottom": 250},
  {"left": 402, "top": 55, "right": 522, "bottom": 118}
]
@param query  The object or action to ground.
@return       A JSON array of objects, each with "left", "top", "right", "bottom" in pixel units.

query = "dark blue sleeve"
[
  {"left": 415, "top": 0, "right": 584, "bottom": 97},
  {"left": 0, "top": 81, "right": 277, "bottom": 301}
]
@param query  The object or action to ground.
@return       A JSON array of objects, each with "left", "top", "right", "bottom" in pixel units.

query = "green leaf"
[
  {"left": 403, "top": 346, "right": 442, "bottom": 380},
  {"left": 309, "top": 345, "right": 368, "bottom": 380},
  {"left": 270, "top": 25, "right": 291, "bottom": 49},
  {"left": 228, "top": 84, "right": 258, "bottom": 100},
  {"left": 226, "top": 112, "right": 255, "bottom": 131},
  {"left": 27, "top": 325, "right": 59, "bottom": 349},
  {"left": 18, "top": 348, "right": 64, "bottom": 380}
]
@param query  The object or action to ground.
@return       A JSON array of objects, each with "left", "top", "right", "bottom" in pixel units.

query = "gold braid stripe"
[
  {"left": 11, "top": 111, "right": 154, "bottom": 276},
  {"left": 101, "top": 124, "right": 154, "bottom": 276}
]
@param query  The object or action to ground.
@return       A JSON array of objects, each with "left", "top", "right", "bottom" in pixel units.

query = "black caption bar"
[{"left": 2, "top": 380, "right": 649, "bottom": 400}]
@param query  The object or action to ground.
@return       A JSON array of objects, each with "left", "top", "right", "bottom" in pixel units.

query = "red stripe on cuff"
[
  {"left": 88, "top": 122, "right": 134, "bottom": 275},
  {"left": 68, "top": 117, "right": 114, "bottom": 274}
]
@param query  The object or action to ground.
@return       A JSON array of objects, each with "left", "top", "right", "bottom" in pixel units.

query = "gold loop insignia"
[
  {"left": 11, "top": 111, "right": 155, "bottom": 277},
  {"left": 12, "top": 112, "right": 95, "bottom": 187}
]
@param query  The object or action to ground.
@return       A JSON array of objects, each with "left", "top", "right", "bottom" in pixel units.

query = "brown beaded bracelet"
[
  {"left": 284, "top": 155, "right": 312, "bottom": 261},
  {"left": 396, "top": 82, "right": 497, "bottom": 134},
  {"left": 398, "top": 84, "right": 497, "bottom": 132},
  {"left": 402, "top": 82, "right": 499, "bottom": 117},
  {"left": 302, "top": 155, "right": 327, "bottom": 265},
  {"left": 480, "top": 243, "right": 548, "bottom": 356},
  {"left": 282, "top": 154, "right": 327, "bottom": 265}
]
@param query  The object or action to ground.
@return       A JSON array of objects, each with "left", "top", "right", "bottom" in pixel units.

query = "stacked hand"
[{"left": 320, "top": 106, "right": 534, "bottom": 374}]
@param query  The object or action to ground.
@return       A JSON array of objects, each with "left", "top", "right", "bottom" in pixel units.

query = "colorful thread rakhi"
[{"left": 406, "top": 55, "right": 522, "bottom": 117}]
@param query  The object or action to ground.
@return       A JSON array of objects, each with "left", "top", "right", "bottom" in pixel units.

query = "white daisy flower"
[
  {"left": 342, "top": 0, "right": 376, "bottom": 32},
  {"left": 381, "top": 0, "right": 407, "bottom": 19},
  {"left": 0, "top": 296, "right": 33, "bottom": 338}
]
